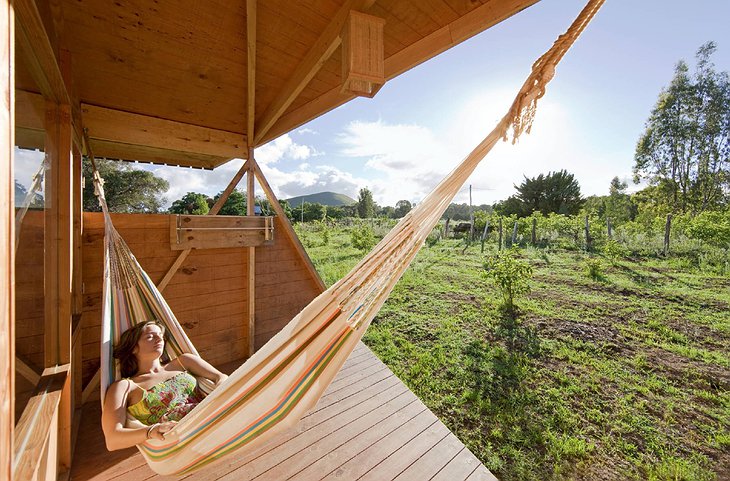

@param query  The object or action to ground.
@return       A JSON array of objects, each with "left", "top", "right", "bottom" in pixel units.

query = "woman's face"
[{"left": 134, "top": 324, "right": 165, "bottom": 359}]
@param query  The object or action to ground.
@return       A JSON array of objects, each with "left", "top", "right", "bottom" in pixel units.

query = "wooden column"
[
  {"left": 247, "top": 155, "right": 256, "bottom": 357},
  {"left": 43, "top": 100, "right": 74, "bottom": 475},
  {"left": 0, "top": 1, "right": 15, "bottom": 477}
]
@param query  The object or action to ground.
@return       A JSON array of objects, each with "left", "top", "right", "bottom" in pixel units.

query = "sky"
[{"left": 14, "top": 0, "right": 730, "bottom": 208}]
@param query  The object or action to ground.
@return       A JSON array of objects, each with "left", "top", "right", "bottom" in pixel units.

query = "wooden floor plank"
[
  {"left": 248, "top": 395, "right": 420, "bottom": 481},
  {"left": 393, "top": 428, "right": 467, "bottom": 481},
  {"left": 357, "top": 420, "right": 452, "bottom": 481},
  {"left": 429, "top": 447, "right": 479, "bottom": 481},
  {"left": 465, "top": 464, "right": 500, "bottom": 481},
  {"left": 319, "top": 409, "right": 439, "bottom": 480},
  {"left": 287, "top": 402, "right": 429, "bottom": 480}
]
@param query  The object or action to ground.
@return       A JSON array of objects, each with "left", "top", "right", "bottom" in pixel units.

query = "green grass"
[{"left": 299, "top": 223, "right": 730, "bottom": 481}]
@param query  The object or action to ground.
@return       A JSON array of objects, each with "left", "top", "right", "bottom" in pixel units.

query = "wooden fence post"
[
  {"left": 511, "top": 221, "right": 518, "bottom": 246},
  {"left": 498, "top": 218, "right": 503, "bottom": 251},
  {"left": 664, "top": 214, "right": 672, "bottom": 256},
  {"left": 444, "top": 217, "right": 450, "bottom": 238},
  {"left": 531, "top": 217, "right": 537, "bottom": 245},
  {"left": 606, "top": 216, "right": 612, "bottom": 239},
  {"left": 584, "top": 215, "right": 591, "bottom": 251},
  {"left": 481, "top": 220, "right": 490, "bottom": 253}
]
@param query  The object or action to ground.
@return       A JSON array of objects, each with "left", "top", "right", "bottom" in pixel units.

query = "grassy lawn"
[{"left": 298, "top": 223, "right": 729, "bottom": 481}]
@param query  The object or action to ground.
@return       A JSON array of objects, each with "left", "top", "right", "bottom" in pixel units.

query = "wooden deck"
[{"left": 70, "top": 343, "right": 497, "bottom": 481}]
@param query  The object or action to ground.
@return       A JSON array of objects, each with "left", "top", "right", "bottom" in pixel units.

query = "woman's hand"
[{"left": 148, "top": 421, "right": 177, "bottom": 441}]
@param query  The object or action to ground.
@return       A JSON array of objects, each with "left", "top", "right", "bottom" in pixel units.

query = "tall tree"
[
  {"left": 634, "top": 42, "right": 730, "bottom": 213},
  {"left": 514, "top": 170, "right": 583, "bottom": 216},
  {"left": 604, "top": 176, "right": 636, "bottom": 224},
  {"left": 212, "top": 189, "right": 246, "bottom": 215},
  {"left": 82, "top": 158, "right": 169, "bottom": 213},
  {"left": 356, "top": 187, "right": 375, "bottom": 218},
  {"left": 394, "top": 200, "right": 412, "bottom": 218},
  {"left": 169, "top": 192, "right": 210, "bottom": 215}
]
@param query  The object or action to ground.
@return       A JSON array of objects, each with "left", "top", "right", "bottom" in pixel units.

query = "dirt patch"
[{"left": 643, "top": 348, "right": 730, "bottom": 391}]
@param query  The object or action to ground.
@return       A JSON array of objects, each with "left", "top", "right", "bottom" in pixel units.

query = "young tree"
[
  {"left": 169, "top": 192, "right": 210, "bottom": 215},
  {"left": 82, "top": 158, "right": 169, "bottom": 213},
  {"left": 634, "top": 42, "right": 730, "bottom": 213},
  {"left": 356, "top": 187, "right": 375, "bottom": 218},
  {"left": 604, "top": 176, "right": 636, "bottom": 224}
]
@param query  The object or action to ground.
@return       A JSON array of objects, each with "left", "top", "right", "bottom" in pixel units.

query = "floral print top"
[{"left": 127, "top": 372, "right": 205, "bottom": 425}]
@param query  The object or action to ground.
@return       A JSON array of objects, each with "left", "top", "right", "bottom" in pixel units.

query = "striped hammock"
[{"left": 98, "top": 0, "right": 604, "bottom": 475}]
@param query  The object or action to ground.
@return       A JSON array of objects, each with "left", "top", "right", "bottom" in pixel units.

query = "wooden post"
[
  {"left": 511, "top": 221, "right": 518, "bottom": 246},
  {"left": 444, "top": 217, "right": 450, "bottom": 238},
  {"left": 71, "top": 144, "right": 83, "bottom": 409},
  {"left": 531, "top": 217, "right": 537, "bottom": 245},
  {"left": 663, "top": 214, "right": 672, "bottom": 256},
  {"left": 43, "top": 98, "right": 74, "bottom": 475},
  {"left": 1, "top": 1, "right": 15, "bottom": 476},
  {"left": 606, "top": 216, "right": 612, "bottom": 240},
  {"left": 468, "top": 185, "right": 474, "bottom": 243},
  {"left": 498, "top": 217, "right": 503, "bottom": 251},
  {"left": 246, "top": 153, "right": 256, "bottom": 357},
  {"left": 480, "top": 219, "right": 490, "bottom": 254},
  {"left": 584, "top": 215, "right": 591, "bottom": 251}
]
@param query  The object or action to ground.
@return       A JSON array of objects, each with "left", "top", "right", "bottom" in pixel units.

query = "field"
[{"left": 296, "top": 222, "right": 729, "bottom": 481}]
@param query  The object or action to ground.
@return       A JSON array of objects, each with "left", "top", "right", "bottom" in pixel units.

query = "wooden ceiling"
[{"left": 15, "top": 0, "right": 539, "bottom": 169}]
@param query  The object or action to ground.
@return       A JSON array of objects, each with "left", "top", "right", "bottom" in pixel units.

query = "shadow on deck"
[{"left": 70, "top": 343, "right": 497, "bottom": 480}]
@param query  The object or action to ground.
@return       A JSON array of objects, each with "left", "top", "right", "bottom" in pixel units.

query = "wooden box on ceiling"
[{"left": 341, "top": 11, "right": 386, "bottom": 98}]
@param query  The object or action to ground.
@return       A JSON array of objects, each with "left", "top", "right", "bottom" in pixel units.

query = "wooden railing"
[{"left": 13, "top": 364, "right": 70, "bottom": 481}]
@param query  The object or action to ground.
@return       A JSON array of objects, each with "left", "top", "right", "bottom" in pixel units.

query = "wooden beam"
[
  {"left": 82, "top": 102, "right": 246, "bottom": 159},
  {"left": 13, "top": 364, "right": 69, "bottom": 481},
  {"left": 0, "top": 2, "right": 13, "bottom": 477},
  {"left": 246, "top": 0, "right": 256, "bottom": 144},
  {"left": 253, "top": 0, "right": 377, "bottom": 145},
  {"left": 14, "top": 0, "right": 84, "bottom": 145},
  {"left": 157, "top": 159, "right": 250, "bottom": 292},
  {"left": 15, "top": 355, "right": 40, "bottom": 386},
  {"left": 260, "top": 0, "right": 539, "bottom": 145},
  {"left": 246, "top": 151, "right": 256, "bottom": 357},
  {"left": 253, "top": 161, "right": 326, "bottom": 292},
  {"left": 13, "top": 0, "right": 68, "bottom": 104}
]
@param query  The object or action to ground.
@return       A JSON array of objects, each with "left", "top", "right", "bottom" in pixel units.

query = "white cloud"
[
  {"left": 255, "top": 134, "right": 317, "bottom": 165},
  {"left": 260, "top": 163, "right": 366, "bottom": 200}
]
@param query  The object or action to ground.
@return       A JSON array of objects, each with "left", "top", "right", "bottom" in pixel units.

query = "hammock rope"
[{"left": 91, "top": 0, "right": 604, "bottom": 474}]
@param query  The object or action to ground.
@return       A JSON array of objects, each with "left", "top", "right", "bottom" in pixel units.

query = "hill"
[{"left": 286, "top": 191, "right": 356, "bottom": 206}]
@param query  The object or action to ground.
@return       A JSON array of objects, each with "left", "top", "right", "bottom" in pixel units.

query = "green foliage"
[
  {"left": 685, "top": 210, "right": 730, "bottom": 248},
  {"left": 496, "top": 170, "right": 584, "bottom": 217},
  {"left": 584, "top": 257, "right": 604, "bottom": 280},
  {"left": 82, "top": 158, "right": 169, "bottom": 213},
  {"left": 212, "top": 189, "right": 246, "bottom": 215},
  {"left": 603, "top": 238, "right": 629, "bottom": 262},
  {"left": 483, "top": 248, "right": 533, "bottom": 311},
  {"left": 634, "top": 42, "right": 730, "bottom": 213},
  {"left": 356, "top": 187, "right": 375, "bottom": 218},
  {"left": 350, "top": 224, "right": 375, "bottom": 250},
  {"left": 442, "top": 202, "right": 492, "bottom": 221},
  {"left": 394, "top": 199, "right": 413, "bottom": 218},
  {"left": 169, "top": 192, "right": 210, "bottom": 215},
  {"left": 292, "top": 201, "right": 327, "bottom": 222}
]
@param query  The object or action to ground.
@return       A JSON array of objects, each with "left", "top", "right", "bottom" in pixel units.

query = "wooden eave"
[{"left": 14, "top": 0, "right": 539, "bottom": 168}]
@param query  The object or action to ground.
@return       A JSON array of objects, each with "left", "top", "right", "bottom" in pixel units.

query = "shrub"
[
  {"left": 350, "top": 224, "right": 375, "bottom": 251},
  {"left": 483, "top": 248, "right": 533, "bottom": 312},
  {"left": 584, "top": 257, "right": 604, "bottom": 280},
  {"left": 602, "top": 238, "right": 628, "bottom": 262}
]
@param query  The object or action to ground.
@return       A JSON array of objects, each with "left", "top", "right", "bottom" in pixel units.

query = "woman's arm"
[
  {"left": 101, "top": 380, "right": 176, "bottom": 451},
  {"left": 178, "top": 353, "right": 228, "bottom": 386}
]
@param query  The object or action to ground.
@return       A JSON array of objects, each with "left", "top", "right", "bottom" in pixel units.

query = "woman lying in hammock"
[{"left": 102, "top": 320, "right": 228, "bottom": 450}]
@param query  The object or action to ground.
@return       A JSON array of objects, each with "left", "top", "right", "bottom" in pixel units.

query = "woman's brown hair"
[{"left": 114, "top": 321, "right": 166, "bottom": 378}]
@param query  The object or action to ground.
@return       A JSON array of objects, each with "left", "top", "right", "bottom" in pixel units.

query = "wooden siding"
[{"left": 69, "top": 343, "right": 497, "bottom": 481}]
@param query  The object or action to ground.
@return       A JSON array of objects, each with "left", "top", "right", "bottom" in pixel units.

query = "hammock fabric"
[{"left": 97, "top": 0, "right": 604, "bottom": 475}]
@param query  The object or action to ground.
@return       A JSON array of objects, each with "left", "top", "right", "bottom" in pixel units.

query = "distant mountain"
[{"left": 286, "top": 191, "right": 356, "bottom": 207}]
